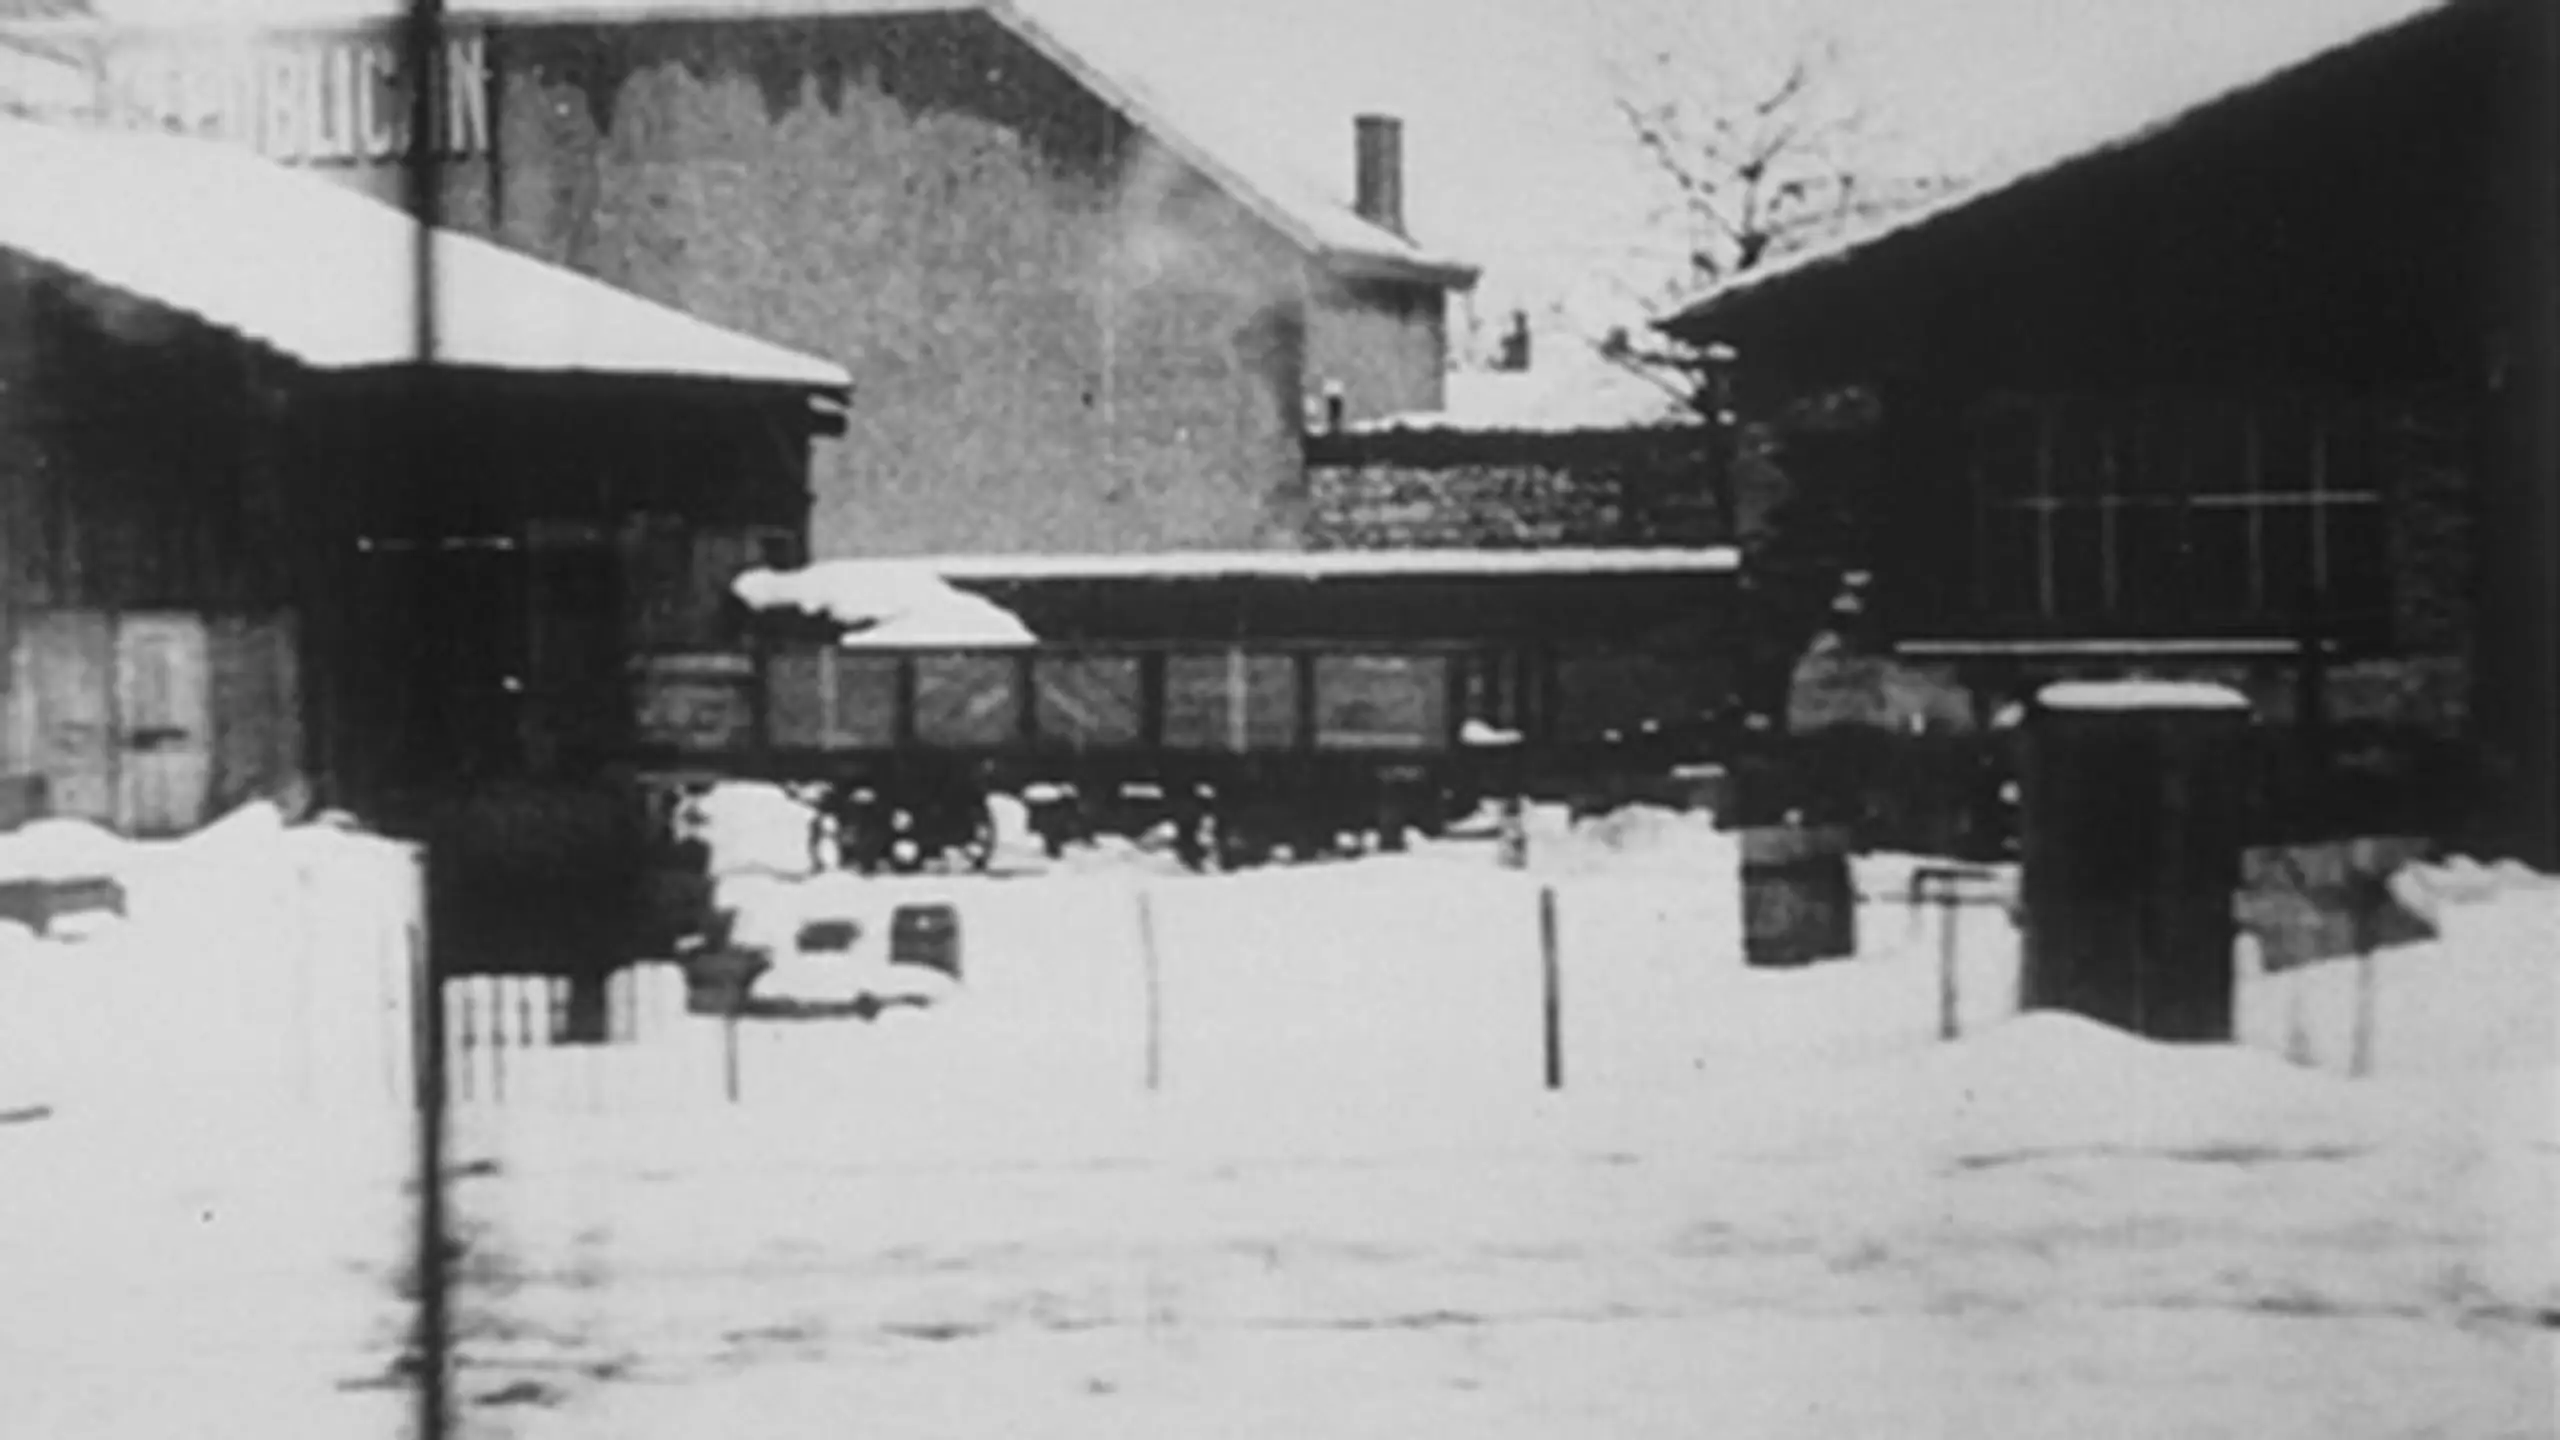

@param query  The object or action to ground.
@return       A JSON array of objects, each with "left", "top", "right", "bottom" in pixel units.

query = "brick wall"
[{"left": 1303, "top": 429, "right": 1719, "bottom": 550}]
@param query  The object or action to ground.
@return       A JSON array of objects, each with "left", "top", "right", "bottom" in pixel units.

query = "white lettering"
[
  {"left": 444, "top": 34, "right": 489, "bottom": 159},
  {"left": 99, "top": 30, "right": 490, "bottom": 164},
  {"left": 261, "top": 50, "right": 303, "bottom": 159},
  {"left": 355, "top": 46, "right": 398, "bottom": 160},
  {"left": 308, "top": 44, "right": 348, "bottom": 160}
]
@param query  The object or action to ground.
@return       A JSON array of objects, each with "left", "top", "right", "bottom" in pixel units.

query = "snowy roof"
[
  {"left": 734, "top": 560, "right": 1036, "bottom": 646},
  {"left": 1001, "top": 0, "right": 1475, "bottom": 288},
  {"left": 11, "top": 0, "right": 1478, "bottom": 290},
  {"left": 1354, "top": 358, "right": 1702, "bottom": 436},
  {"left": 2036, "top": 680, "right": 2252, "bottom": 714},
  {"left": 0, "top": 116, "right": 851, "bottom": 387},
  {"left": 0, "top": 34, "right": 86, "bottom": 113},
  {"left": 1657, "top": 0, "right": 2451, "bottom": 340},
  {"left": 879, "top": 547, "right": 1740, "bottom": 584}
]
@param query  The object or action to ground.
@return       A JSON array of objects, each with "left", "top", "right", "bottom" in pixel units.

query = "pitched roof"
[
  {"left": 9, "top": 0, "right": 1478, "bottom": 289},
  {"left": 1656, "top": 0, "right": 2453, "bottom": 342},
  {"left": 0, "top": 115, "right": 853, "bottom": 387}
]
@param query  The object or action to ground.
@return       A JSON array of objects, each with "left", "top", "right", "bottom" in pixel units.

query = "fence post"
[
  {"left": 405, "top": 849, "right": 450, "bottom": 1440},
  {"left": 290, "top": 856, "right": 315, "bottom": 1106},
  {"left": 1914, "top": 865, "right": 1994, "bottom": 1042},
  {"left": 1138, "top": 887, "right": 1164, "bottom": 1094},
  {"left": 489, "top": 978, "right": 509, "bottom": 1106},
  {"left": 723, "top": 1001, "right": 742, "bottom": 1106},
  {"left": 1539, "top": 885, "right": 1562, "bottom": 1090},
  {"left": 2349, "top": 880, "right": 2380, "bottom": 1079},
  {"left": 1938, "top": 886, "right": 1962, "bottom": 1043}
]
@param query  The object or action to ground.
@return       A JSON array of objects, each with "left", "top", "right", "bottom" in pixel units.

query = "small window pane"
[
  {"left": 1978, "top": 504, "right": 2044, "bottom": 618},
  {"left": 2186, "top": 505, "right": 2257, "bottom": 618},
  {"left": 2049, "top": 505, "right": 2107, "bottom": 618},
  {"left": 1968, "top": 396, "right": 2045, "bottom": 503},
  {"left": 2256, "top": 397, "right": 2316, "bottom": 496},
  {"left": 2184, "top": 397, "right": 2252, "bottom": 498},
  {"left": 2112, "top": 500, "right": 2187, "bottom": 618},
  {"left": 2259, "top": 502, "right": 2319, "bottom": 621},
  {"left": 2321, "top": 498, "right": 2391, "bottom": 617}
]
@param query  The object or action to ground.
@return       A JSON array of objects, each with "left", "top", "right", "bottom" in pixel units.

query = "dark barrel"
[
  {"left": 1740, "top": 822, "right": 1857, "bottom": 968},
  {"left": 2019, "top": 681, "right": 2254, "bottom": 1041},
  {"left": 890, "top": 902, "right": 963, "bottom": 980}
]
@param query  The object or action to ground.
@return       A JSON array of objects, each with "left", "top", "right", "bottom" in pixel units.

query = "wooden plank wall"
[{"left": 0, "top": 258, "right": 309, "bottom": 829}]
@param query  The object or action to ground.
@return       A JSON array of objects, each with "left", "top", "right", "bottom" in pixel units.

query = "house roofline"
[
  {"left": 1652, "top": 0, "right": 2456, "bottom": 343},
  {"left": 8, "top": 0, "right": 1482, "bottom": 290},
  {"left": 982, "top": 0, "right": 1478, "bottom": 289}
]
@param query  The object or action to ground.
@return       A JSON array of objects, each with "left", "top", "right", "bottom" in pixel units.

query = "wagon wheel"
[
  {"left": 1172, "top": 809, "right": 1212, "bottom": 872},
  {"left": 1211, "top": 812, "right": 1271, "bottom": 871},
  {"left": 841, "top": 810, "right": 893, "bottom": 876},
  {"left": 957, "top": 802, "right": 998, "bottom": 873},
  {"left": 885, "top": 816, "right": 929, "bottom": 875}
]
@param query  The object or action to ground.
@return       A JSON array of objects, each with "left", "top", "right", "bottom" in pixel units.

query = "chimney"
[{"left": 1353, "top": 113, "right": 1405, "bottom": 238}]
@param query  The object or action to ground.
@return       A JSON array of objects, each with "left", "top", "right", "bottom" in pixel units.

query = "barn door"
[
  {"left": 112, "top": 613, "right": 213, "bottom": 836},
  {"left": 15, "top": 611, "right": 116, "bottom": 825}
]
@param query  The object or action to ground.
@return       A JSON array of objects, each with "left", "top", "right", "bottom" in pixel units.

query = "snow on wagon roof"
[
  {"left": 2037, "top": 680, "right": 2253, "bottom": 713},
  {"left": 917, "top": 547, "right": 1742, "bottom": 584}
]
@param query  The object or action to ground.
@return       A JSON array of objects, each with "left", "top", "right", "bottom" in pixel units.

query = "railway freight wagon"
[{"left": 625, "top": 548, "right": 1745, "bottom": 880}]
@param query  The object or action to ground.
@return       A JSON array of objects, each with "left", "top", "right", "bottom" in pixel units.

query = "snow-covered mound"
[
  {"left": 0, "top": 816, "right": 129, "bottom": 883},
  {"left": 0, "top": 806, "right": 421, "bottom": 1120},
  {"left": 1849, "top": 1010, "right": 2403, "bottom": 1160},
  {"left": 1514, "top": 802, "right": 1738, "bottom": 878},
  {"left": 2392, "top": 853, "right": 2560, "bottom": 915}
]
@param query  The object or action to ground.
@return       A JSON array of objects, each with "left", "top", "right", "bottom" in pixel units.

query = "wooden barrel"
[{"left": 1740, "top": 824, "right": 1857, "bottom": 968}]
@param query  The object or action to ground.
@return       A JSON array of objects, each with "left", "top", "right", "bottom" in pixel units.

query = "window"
[{"left": 1959, "top": 390, "right": 2387, "bottom": 635}]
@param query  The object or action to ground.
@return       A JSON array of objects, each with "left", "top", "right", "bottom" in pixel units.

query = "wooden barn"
[
  {"left": 7, "top": 0, "right": 1478, "bottom": 559},
  {"left": 1659, "top": 0, "right": 2557, "bottom": 863},
  {"left": 0, "top": 114, "right": 846, "bottom": 938}
]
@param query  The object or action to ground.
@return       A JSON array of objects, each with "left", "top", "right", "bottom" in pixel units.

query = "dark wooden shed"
[
  {"left": 1658, "top": 0, "right": 2557, "bottom": 863},
  {"left": 0, "top": 114, "right": 848, "bottom": 839}
]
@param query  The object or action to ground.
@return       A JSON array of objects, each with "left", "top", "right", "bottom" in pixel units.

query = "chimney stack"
[{"left": 1353, "top": 114, "right": 1405, "bottom": 238}]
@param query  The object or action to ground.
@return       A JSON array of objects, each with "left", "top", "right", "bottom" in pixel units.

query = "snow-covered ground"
[{"left": 1, "top": 792, "right": 2552, "bottom": 1438}]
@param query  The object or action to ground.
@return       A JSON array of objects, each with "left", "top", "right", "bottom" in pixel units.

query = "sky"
[
  {"left": 47, "top": 0, "right": 2445, "bottom": 347},
  {"left": 1024, "top": 0, "right": 2441, "bottom": 347}
]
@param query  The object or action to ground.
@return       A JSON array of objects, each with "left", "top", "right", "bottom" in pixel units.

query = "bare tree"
[
  {"left": 1584, "top": 9, "right": 1964, "bottom": 757},
  {"left": 1589, "top": 5, "right": 1958, "bottom": 332}
]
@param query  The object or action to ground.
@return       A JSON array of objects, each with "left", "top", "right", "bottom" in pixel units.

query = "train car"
[{"left": 622, "top": 548, "right": 1746, "bottom": 877}]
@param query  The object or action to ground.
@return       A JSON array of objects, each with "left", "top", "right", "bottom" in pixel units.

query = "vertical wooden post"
[
  {"left": 1937, "top": 883, "right": 1963, "bottom": 1043},
  {"left": 1539, "top": 884, "right": 1562, "bottom": 1091},
  {"left": 723, "top": 1004, "right": 742, "bottom": 1105},
  {"left": 406, "top": 850, "right": 449, "bottom": 1440},
  {"left": 488, "top": 977, "right": 506, "bottom": 1105},
  {"left": 1138, "top": 887, "right": 1163, "bottom": 1093},
  {"left": 2348, "top": 878, "right": 2379, "bottom": 1079}
]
